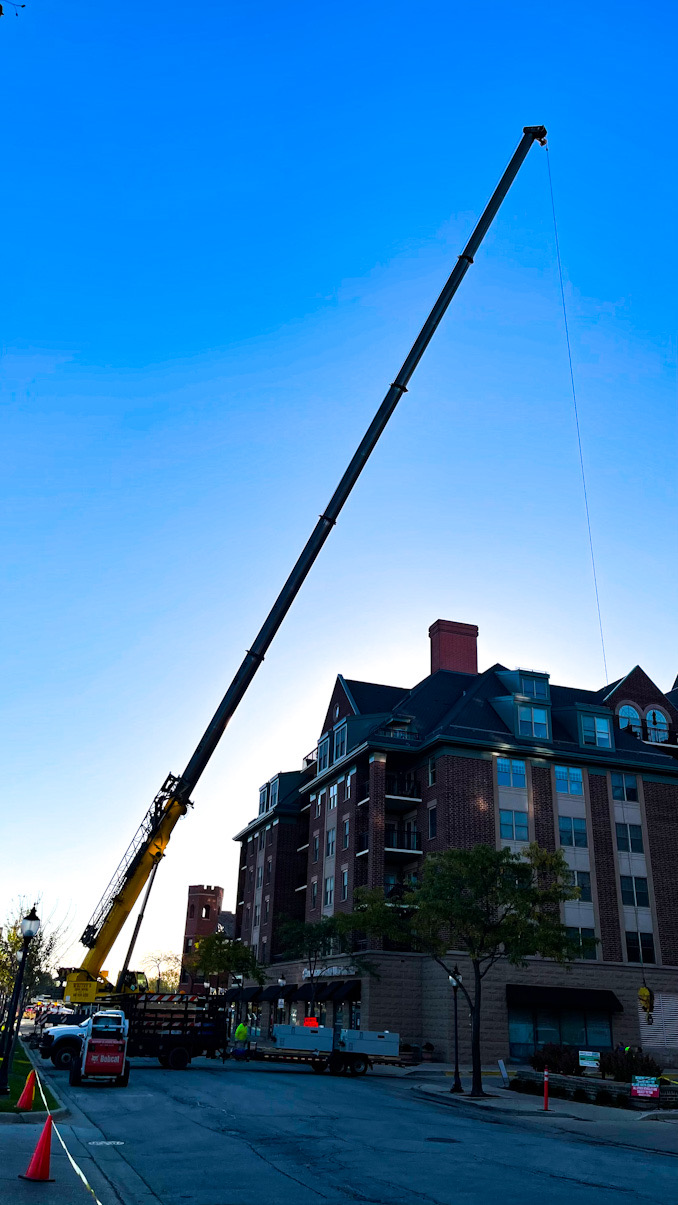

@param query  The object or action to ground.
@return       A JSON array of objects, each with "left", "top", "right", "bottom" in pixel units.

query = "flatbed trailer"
[{"left": 242, "top": 1025, "right": 411, "bottom": 1076}]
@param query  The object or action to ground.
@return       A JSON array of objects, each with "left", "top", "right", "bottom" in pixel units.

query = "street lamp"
[
  {"left": 0, "top": 906, "right": 41, "bottom": 1095},
  {"left": 448, "top": 966, "right": 464, "bottom": 1094}
]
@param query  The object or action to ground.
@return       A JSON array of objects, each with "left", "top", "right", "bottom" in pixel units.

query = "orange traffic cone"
[
  {"left": 16, "top": 1069, "right": 36, "bottom": 1110},
  {"left": 19, "top": 1115, "right": 55, "bottom": 1182}
]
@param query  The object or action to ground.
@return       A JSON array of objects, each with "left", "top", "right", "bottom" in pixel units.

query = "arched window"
[
  {"left": 189, "top": 904, "right": 195, "bottom": 919},
  {"left": 618, "top": 704, "right": 641, "bottom": 736},
  {"left": 202, "top": 904, "right": 211, "bottom": 920},
  {"left": 646, "top": 708, "right": 669, "bottom": 743}
]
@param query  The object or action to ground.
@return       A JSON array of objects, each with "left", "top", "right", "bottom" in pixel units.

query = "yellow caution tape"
[{"left": 34, "top": 1067, "right": 105, "bottom": 1205}]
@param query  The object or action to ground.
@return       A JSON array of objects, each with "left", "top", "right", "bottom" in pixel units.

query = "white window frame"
[
  {"left": 582, "top": 714, "right": 611, "bottom": 748},
  {"left": 341, "top": 869, "right": 349, "bottom": 900},
  {"left": 497, "top": 757, "right": 526, "bottom": 788},
  {"left": 324, "top": 876, "right": 334, "bottom": 907},
  {"left": 554, "top": 765, "right": 583, "bottom": 795},
  {"left": 518, "top": 705, "right": 549, "bottom": 739},
  {"left": 326, "top": 827, "right": 335, "bottom": 857},
  {"left": 328, "top": 784, "right": 338, "bottom": 810},
  {"left": 318, "top": 737, "right": 330, "bottom": 772},
  {"left": 333, "top": 725, "right": 347, "bottom": 762}
]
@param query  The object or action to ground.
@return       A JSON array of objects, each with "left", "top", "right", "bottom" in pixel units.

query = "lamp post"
[
  {"left": 448, "top": 966, "right": 464, "bottom": 1094},
  {"left": 0, "top": 906, "right": 41, "bottom": 1095}
]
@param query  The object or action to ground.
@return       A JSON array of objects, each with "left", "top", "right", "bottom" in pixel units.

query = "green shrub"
[
  {"left": 530, "top": 1044, "right": 583, "bottom": 1076},
  {"left": 599, "top": 1050, "right": 661, "bottom": 1083}
]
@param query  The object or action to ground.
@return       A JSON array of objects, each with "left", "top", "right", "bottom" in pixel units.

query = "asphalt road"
[{"left": 8, "top": 1058, "right": 678, "bottom": 1205}]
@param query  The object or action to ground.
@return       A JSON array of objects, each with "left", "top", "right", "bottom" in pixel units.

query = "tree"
[
  {"left": 140, "top": 951, "right": 183, "bottom": 993},
  {"left": 0, "top": 902, "right": 69, "bottom": 1021},
  {"left": 277, "top": 917, "right": 376, "bottom": 1014},
  {"left": 348, "top": 844, "right": 582, "bottom": 1096},
  {"left": 184, "top": 934, "right": 264, "bottom": 993}
]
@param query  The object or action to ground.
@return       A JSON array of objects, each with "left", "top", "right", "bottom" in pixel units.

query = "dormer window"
[
  {"left": 259, "top": 787, "right": 268, "bottom": 815},
  {"left": 518, "top": 706, "right": 549, "bottom": 739},
  {"left": 521, "top": 676, "right": 548, "bottom": 700},
  {"left": 318, "top": 738, "right": 330, "bottom": 773},
  {"left": 646, "top": 709, "right": 669, "bottom": 743},
  {"left": 618, "top": 705, "right": 641, "bottom": 736},
  {"left": 268, "top": 778, "right": 279, "bottom": 810},
  {"left": 333, "top": 724, "right": 347, "bottom": 761},
  {"left": 582, "top": 715, "right": 611, "bottom": 748}
]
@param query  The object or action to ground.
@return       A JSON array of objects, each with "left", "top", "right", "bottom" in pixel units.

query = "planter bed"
[{"left": 512, "top": 1069, "right": 676, "bottom": 1109}]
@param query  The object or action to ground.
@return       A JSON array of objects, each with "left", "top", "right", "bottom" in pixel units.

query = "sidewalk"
[{"left": 413, "top": 1076, "right": 678, "bottom": 1155}]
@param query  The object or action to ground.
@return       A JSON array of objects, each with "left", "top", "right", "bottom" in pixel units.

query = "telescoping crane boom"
[{"left": 65, "top": 124, "right": 547, "bottom": 1005}]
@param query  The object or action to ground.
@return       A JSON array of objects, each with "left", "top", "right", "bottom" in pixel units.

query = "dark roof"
[{"left": 343, "top": 679, "right": 409, "bottom": 716}]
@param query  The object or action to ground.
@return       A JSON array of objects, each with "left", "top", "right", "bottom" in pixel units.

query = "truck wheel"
[
  {"left": 167, "top": 1047, "right": 190, "bottom": 1070},
  {"left": 116, "top": 1060, "right": 131, "bottom": 1087},
  {"left": 311, "top": 1060, "right": 328, "bottom": 1074},
  {"left": 69, "top": 1057, "right": 83, "bottom": 1087},
  {"left": 52, "top": 1044, "right": 78, "bottom": 1071},
  {"left": 328, "top": 1054, "right": 344, "bottom": 1076},
  {"left": 158, "top": 1055, "right": 169, "bottom": 1068},
  {"left": 348, "top": 1056, "right": 368, "bottom": 1076}
]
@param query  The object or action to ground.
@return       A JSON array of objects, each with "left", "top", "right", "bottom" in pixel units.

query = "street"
[{"left": 3, "top": 1058, "right": 677, "bottom": 1205}]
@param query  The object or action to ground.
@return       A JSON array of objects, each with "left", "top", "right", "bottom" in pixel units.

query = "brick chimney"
[{"left": 429, "top": 619, "right": 478, "bottom": 675}]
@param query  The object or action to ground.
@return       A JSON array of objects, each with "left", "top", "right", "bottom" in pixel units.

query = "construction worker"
[{"left": 234, "top": 1020, "right": 249, "bottom": 1060}]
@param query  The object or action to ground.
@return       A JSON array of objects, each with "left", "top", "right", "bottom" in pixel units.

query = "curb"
[{"left": 0, "top": 1039, "right": 71, "bottom": 1124}]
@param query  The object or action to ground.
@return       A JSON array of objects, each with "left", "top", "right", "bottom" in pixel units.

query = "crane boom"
[{"left": 68, "top": 124, "right": 547, "bottom": 1002}]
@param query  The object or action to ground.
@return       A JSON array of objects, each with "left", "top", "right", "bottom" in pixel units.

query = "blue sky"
[{"left": 2, "top": 1, "right": 676, "bottom": 973}]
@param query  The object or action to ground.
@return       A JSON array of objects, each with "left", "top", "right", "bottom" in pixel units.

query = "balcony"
[
  {"left": 385, "top": 827, "right": 422, "bottom": 854},
  {"left": 373, "top": 726, "right": 422, "bottom": 744},
  {"left": 303, "top": 747, "right": 318, "bottom": 770},
  {"left": 615, "top": 717, "right": 678, "bottom": 748}
]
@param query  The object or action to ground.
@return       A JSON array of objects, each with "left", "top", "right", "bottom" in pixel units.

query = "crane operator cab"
[{"left": 69, "top": 1010, "right": 131, "bottom": 1088}]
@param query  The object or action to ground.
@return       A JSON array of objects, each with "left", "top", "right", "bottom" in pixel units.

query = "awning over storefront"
[
  {"left": 506, "top": 984, "right": 623, "bottom": 1012},
  {"left": 326, "top": 979, "right": 361, "bottom": 1002},
  {"left": 258, "top": 983, "right": 298, "bottom": 1002},
  {"left": 225, "top": 986, "right": 263, "bottom": 1003}
]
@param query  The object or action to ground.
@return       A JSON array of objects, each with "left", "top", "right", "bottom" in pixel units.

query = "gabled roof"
[{"left": 342, "top": 679, "right": 409, "bottom": 716}]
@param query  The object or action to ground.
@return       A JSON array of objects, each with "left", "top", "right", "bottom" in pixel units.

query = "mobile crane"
[{"left": 64, "top": 125, "right": 547, "bottom": 1006}]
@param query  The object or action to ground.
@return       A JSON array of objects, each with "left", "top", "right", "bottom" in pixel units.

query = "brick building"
[
  {"left": 179, "top": 884, "right": 235, "bottom": 990},
  {"left": 233, "top": 620, "right": 678, "bottom": 1063}
]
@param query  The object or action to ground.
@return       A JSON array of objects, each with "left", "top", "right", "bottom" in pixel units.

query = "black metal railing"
[
  {"left": 384, "top": 828, "right": 421, "bottom": 852},
  {"left": 303, "top": 748, "right": 318, "bottom": 769},
  {"left": 373, "top": 726, "right": 422, "bottom": 743},
  {"left": 385, "top": 774, "right": 421, "bottom": 798},
  {"left": 615, "top": 717, "right": 677, "bottom": 746}
]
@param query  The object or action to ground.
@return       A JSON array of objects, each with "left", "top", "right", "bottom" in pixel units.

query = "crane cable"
[{"left": 545, "top": 144, "right": 609, "bottom": 684}]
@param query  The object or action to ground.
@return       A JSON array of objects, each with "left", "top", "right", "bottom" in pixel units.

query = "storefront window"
[
  {"left": 508, "top": 1007, "right": 535, "bottom": 1059},
  {"left": 585, "top": 1013, "right": 612, "bottom": 1048},
  {"left": 536, "top": 1010, "right": 561, "bottom": 1047},
  {"left": 560, "top": 1010, "right": 586, "bottom": 1047},
  {"left": 508, "top": 1006, "right": 613, "bottom": 1057}
]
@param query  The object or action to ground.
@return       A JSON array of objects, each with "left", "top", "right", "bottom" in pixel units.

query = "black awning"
[
  {"left": 506, "top": 984, "right": 623, "bottom": 1012},
  {"left": 316, "top": 981, "right": 344, "bottom": 1002},
  {"left": 327, "top": 979, "right": 361, "bottom": 1003},
  {"left": 224, "top": 987, "right": 240, "bottom": 1002},
  {"left": 240, "top": 986, "right": 263, "bottom": 1003},
  {"left": 289, "top": 982, "right": 319, "bottom": 1002},
  {"left": 259, "top": 983, "right": 298, "bottom": 1002}
]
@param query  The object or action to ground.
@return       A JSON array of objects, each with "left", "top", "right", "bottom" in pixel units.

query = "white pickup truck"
[{"left": 39, "top": 1011, "right": 120, "bottom": 1070}]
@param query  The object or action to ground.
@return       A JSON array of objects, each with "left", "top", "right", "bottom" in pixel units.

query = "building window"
[
  {"left": 620, "top": 876, "right": 650, "bottom": 908},
  {"left": 497, "top": 758, "right": 526, "bottom": 788},
  {"left": 565, "top": 869, "right": 592, "bottom": 902},
  {"left": 559, "top": 816, "right": 588, "bottom": 848},
  {"left": 428, "top": 805, "right": 437, "bottom": 840},
  {"left": 342, "top": 819, "right": 350, "bottom": 849},
  {"left": 611, "top": 772, "right": 638, "bottom": 802},
  {"left": 334, "top": 725, "right": 347, "bottom": 761},
  {"left": 324, "top": 876, "right": 334, "bottom": 906},
  {"left": 565, "top": 927, "right": 597, "bottom": 959},
  {"left": 318, "top": 738, "right": 330, "bottom": 772},
  {"left": 312, "top": 835, "right": 319, "bottom": 862},
  {"left": 263, "top": 897, "right": 270, "bottom": 922},
  {"left": 428, "top": 757, "right": 437, "bottom": 787},
  {"left": 555, "top": 766, "right": 583, "bottom": 795},
  {"left": 267, "top": 827, "right": 273, "bottom": 846},
  {"left": 256, "top": 866, "right": 263, "bottom": 888},
  {"left": 508, "top": 1007, "right": 611, "bottom": 1059},
  {"left": 518, "top": 706, "right": 548, "bottom": 739},
  {"left": 521, "top": 676, "right": 548, "bottom": 700},
  {"left": 626, "top": 931, "right": 656, "bottom": 963},
  {"left": 269, "top": 779, "right": 279, "bottom": 810},
  {"left": 499, "top": 809, "right": 529, "bottom": 842},
  {"left": 341, "top": 870, "right": 349, "bottom": 901},
  {"left": 313, "top": 795, "right": 321, "bottom": 818},
  {"left": 311, "top": 881, "right": 318, "bottom": 908},
  {"left": 258, "top": 830, "right": 265, "bottom": 851},
  {"left": 259, "top": 787, "right": 267, "bottom": 814},
  {"left": 253, "top": 904, "right": 260, "bottom": 926},
  {"left": 329, "top": 784, "right": 338, "bottom": 810},
  {"left": 334, "top": 704, "right": 340, "bottom": 721},
  {"left": 201, "top": 904, "right": 210, "bottom": 920},
  {"left": 247, "top": 868, "right": 253, "bottom": 890},
  {"left": 345, "top": 775, "right": 351, "bottom": 800},
  {"left": 618, "top": 705, "right": 641, "bottom": 736},
  {"left": 266, "top": 858, "right": 272, "bottom": 883},
  {"left": 616, "top": 822, "right": 643, "bottom": 853},
  {"left": 582, "top": 715, "right": 611, "bottom": 748},
  {"left": 646, "top": 709, "right": 669, "bottom": 743},
  {"left": 189, "top": 904, "right": 195, "bottom": 919},
  {"left": 252, "top": 943, "right": 258, "bottom": 961},
  {"left": 326, "top": 827, "right": 335, "bottom": 857}
]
